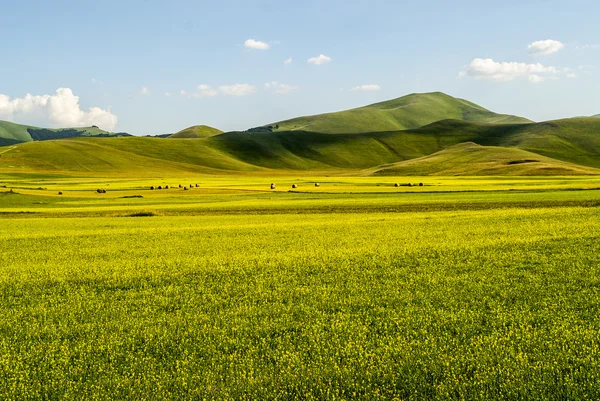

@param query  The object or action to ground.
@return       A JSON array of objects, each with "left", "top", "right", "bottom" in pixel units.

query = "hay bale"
[
  {"left": 419, "top": 183, "right": 424, "bottom": 187},
  {"left": 184, "top": 187, "right": 189, "bottom": 191},
  {"left": 195, "top": 184, "right": 199, "bottom": 188},
  {"left": 58, "top": 191, "right": 63, "bottom": 195},
  {"left": 270, "top": 183, "right": 276, "bottom": 190},
  {"left": 97, "top": 188, "right": 106, "bottom": 194},
  {"left": 408, "top": 183, "right": 413, "bottom": 187},
  {"left": 394, "top": 183, "right": 399, "bottom": 187},
  {"left": 179, "top": 184, "right": 182, "bottom": 188},
  {"left": 315, "top": 183, "right": 320, "bottom": 187},
  {"left": 292, "top": 184, "right": 298, "bottom": 189},
  {"left": 165, "top": 185, "right": 170, "bottom": 189},
  {"left": 150, "top": 186, "right": 155, "bottom": 190}
]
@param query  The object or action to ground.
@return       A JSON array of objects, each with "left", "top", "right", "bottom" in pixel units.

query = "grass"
[
  {"left": 371, "top": 142, "right": 600, "bottom": 176},
  {"left": 169, "top": 125, "right": 223, "bottom": 138},
  {"left": 0, "top": 174, "right": 600, "bottom": 399},
  {"left": 271, "top": 92, "right": 531, "bottom": 133}
]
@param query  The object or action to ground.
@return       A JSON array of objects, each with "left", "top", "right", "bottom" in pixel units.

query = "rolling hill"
[
  {"left": 1, "top": 117, "right": 600, "bottom": 175},
  {"left": 592, "top": 114, "right": 600, "bottom": 118},
  {"left": 1, "top": 92, "right": 599, "bottom": 176},
  {"left": 0, "top": 120, "right": 129, "bottom": 145},
  {"left": 169, "top": 125, "right": 223, "bottom": 139},
  {"left": 370, "top": 142, "right": 600, "bottom": 176},
  {"left": 268, "top": 92, "right": 532, "bottom": 134}
]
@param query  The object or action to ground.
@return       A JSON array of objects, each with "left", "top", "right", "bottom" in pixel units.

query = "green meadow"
[{"left": 1, "top": 174, "right": 600, "bottom": 399}]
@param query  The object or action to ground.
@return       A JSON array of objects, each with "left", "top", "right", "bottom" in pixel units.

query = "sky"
[{"left": 0, "top": 0, "right": 599, "bottom": 135}]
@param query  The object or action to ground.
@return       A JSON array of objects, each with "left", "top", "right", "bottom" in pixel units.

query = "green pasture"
[{"left": 1, "top": 174, "right": 600, "bottom": 399}]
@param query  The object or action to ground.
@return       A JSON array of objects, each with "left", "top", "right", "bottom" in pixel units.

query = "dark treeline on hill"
[
  {"left": 247, "top": 125, "right": 279, "bottom": 133},
  {"left": 28, "top": 128, "right": 131, "bottom": 141}
]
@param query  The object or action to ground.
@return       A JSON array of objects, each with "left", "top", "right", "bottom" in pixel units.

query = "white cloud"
[
  {"left": 189, "top": 84, "right": 218, "bottom": 98},
  {"left": 265, "top": 81, "right": 297, "bottom": 94},
  {"left": 352, "top": 84, "right": 381, "bottom": 91},
  {"left": 567, "top": 73, "right": 577, "bottom": 79},
  {"left": 462, "top": 58, "right": 558, "bottom": 82},
  {"left": 0, "top": 88, "right": 117, "bottom": 130},
  {"left": 308, "top": 54, "right": 332, "bottom": 65},
  {"left": 528, "top": 40, "right": 565, "bottom": 56},
  {"left": 528, "top": 74, "right": 545, "bottom": 83},
  {"left": 140, "top": 86, "right": 150, "bottom": 96},
  {"left": 244, "top": 39, "right": 270, "bottom": 50},
  {"left": 284, "top": 57, "right": 293, "bottom": 65},
  {"left": 218, "top": 84, "right": 256, "bottom": 96},
  {"left": 575, "top": 44, "right": 600, "bottom": 50},
  {"left": 164, "top": 92, "right": 172, "bottom": 97}
]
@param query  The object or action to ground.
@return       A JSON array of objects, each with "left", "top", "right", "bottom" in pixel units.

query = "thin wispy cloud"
[
  {"left": 284, "top": 57, "right": 293, "bottom": 65},
  {"left": 265, "top": 81, "right": 298, "bottom": 94},
  {"left": 140, "top": 86, "right": 150, "bottom": 96},
  {"left": 575, "top": 44, "right": 600, "bottom": 50},
  {"left": 352, "top": 84, "right": 381, "bottom": 92},
  {"left": 244, "top": 39, "right": 270, "bottom": 50},
  {"left": 218, "top": 84, "right": 256, "bottom": 96},
  {"left": 308, "top": 54, "right": 332, "bottom": 65}
]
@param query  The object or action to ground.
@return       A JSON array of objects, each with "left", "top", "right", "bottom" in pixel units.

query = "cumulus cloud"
[
  {"left": 140, "top": 86, "right": 150, "bottom": 96},
  {"left": 284, "top": 57, "right": 293, "bottom": 65},
  {"left": 0, "top": 88, "right": 117, "bottom": 130},
  {"left": 308, "top": 54, "right": 332, "bottom": 65},
  {"left": 218, "top": 84, "right": 256, "bottom": 96},
  {"left": 244, "top": 39, "right": 270, "bottom": 50},
  {"left": 352, "top": 84, "right": 381, "bottom": 91},
  {"left": 528, "top": 40, "right": 565, "bottom": 56},
  {"left": 265, "top": 81, "right": 297, "bottom": 94},
  {"left": 462, "top": 58, "right": 558, "bottom": 82}
]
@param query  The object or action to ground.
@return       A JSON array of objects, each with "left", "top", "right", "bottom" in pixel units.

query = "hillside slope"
[
  {"left": 270, "top": 92, "right": 531, "bottom": 134},
  {"left": 0, "top": 137, "right": 265, "bottom": 176},
  {"left": 370, "top": 142, "right": 600, "bottom": 176},
  {"left": 0, "top": 120, "right": 127, "bottom": 145},
  {"left": 169, "top": 125, "right": 223, "bottom": 139}
]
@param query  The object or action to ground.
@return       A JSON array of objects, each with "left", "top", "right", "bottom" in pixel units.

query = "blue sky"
[{"left": 1, "top": 0, "right": 599, "bottom": 134}]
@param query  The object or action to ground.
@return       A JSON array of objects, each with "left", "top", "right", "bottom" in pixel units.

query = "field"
[{"left": 1, "top": 174, "right": 600, "bottom": 399}]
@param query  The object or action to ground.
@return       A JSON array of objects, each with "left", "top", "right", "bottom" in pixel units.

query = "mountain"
[
  {"left": 169, "top": 125, "right": 223, "bottom": 139},
  {"left": 370, "top": 142, "right": 600, "bottom": 176},
  {"left": 268, "top": 92, "right": 532, "bottom": 134},
  {"left": 592, "top": 114, "right": 600, "bottom": 118},
  {"left": 0, "top": 120, "right": 129, "bottom": 146}
]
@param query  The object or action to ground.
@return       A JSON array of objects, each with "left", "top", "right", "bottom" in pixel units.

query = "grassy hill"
[
  {"left": 0, "top": 120, "right": 127, "bottom": 145},
  {"left": 269, "top": 92, "right": 531, "bottom": 134},
  {"left": 2, "top": 117, "right": 600, "bottom": 175},
  {"left": 592, "top": 114, "right": 600, "bottom": 118},
  {"left": 370, "top": 142, "right": 600, "bottom": 176},
  {"left": 169, "top": 125, "right": 223, "bottom": 139},
  {"left": 0, "top": 137, "right": 265, "bottom": 176}
]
